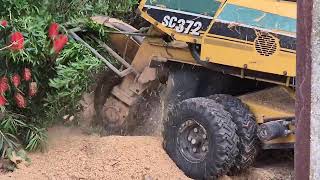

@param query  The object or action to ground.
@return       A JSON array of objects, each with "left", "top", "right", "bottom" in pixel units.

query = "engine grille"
[{"left": 255, "top": 34, "right": 278, "bottom": 56}]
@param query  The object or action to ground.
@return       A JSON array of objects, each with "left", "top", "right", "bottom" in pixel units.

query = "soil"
[
  {"left": 0, "top": 125, "right": 294, "bottom": 180},
  {"left": 0, "top": 85, "right": 294, "bottom": 180},
  {"left": 1, "top": 126, "right": 188, "bottom": 180}
]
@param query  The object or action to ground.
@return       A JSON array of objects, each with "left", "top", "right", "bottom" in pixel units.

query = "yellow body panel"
[
  {"left": 227, "top": 0, "right": 296, "bottom": 19},
  {"left": 244, "top": 102, "right": 293, "bottom": 124},
  {"left": 201, "top": 35, "right": 296, "bottom": 76},
  {"left": 239, "top": 86, "right": 295, "bottom": 122},
  {"left": 131, "top": 37, "right": 197, "bottom": 71},
  {"left": 139, "top": 0, "right": 297, "bottom": 77},
  {"left": 239, "top": 86, "right": 295, "bottom": 145},
  {"left": 201, "top": 0, "right": 296, "bottom": 76}
]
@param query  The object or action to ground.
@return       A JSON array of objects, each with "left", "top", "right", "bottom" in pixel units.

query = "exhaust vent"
[{"left": 255, "top": 34, "right": 278, "bottom": 56}]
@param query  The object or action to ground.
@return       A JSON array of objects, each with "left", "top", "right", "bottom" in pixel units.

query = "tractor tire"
[
  {"left": 163, "top": 98, "right": 239, "bottom": 179},
  {"left": 209, "top": 94, "right": 260, "bottom": 174}
]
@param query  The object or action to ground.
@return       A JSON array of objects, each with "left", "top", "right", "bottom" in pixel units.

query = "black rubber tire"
[
  {"left": 163, "top": 98, "right": 239, "bottom": 179},
  {"left": 209, "top": 94, "right": 260, "bottom": 174}
]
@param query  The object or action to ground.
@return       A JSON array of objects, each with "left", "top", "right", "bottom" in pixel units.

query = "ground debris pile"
[
  {"left": 0, "top": 125, "right": 294, "bottom": 180},
  {"left": 1, "top": 126, "right": 188, "bottom": 180}
]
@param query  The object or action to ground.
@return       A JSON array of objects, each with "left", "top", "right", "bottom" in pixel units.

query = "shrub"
[{"left": 0, "top": 0, "right": 138, "bottom": 159}]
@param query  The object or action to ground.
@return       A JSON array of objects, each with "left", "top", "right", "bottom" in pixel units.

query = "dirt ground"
[
  {"left": 0, "top": 126, "right": 293, "bottom": 180},
  {"left": 1, "top": 126, "right": 188, "bottom": 180},
  {"left": 0, "top": 126, "right": 294, "bottom": 180},
  {"left": 0, "top": 86, "right": 294, "bottom": 180}
]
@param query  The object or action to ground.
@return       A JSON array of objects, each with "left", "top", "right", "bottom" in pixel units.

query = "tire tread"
[
  {"left": 163, "top": 97, "right": 239, "bottom": 179},
  {"left": 209, "top": 94, "right": 260, "bottom": 174}
]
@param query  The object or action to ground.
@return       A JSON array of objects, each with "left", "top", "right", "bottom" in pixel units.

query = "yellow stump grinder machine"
[{"left": 70, "top": 0, "right": 297, "bottom": 179}]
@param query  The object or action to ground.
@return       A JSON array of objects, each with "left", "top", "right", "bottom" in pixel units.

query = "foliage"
[
  {"left": 0, "top": 113, "right": 47, "bottom": 156},
  {"left": 50, "top": 0, "right": 138, "bottom": 22},
  {"left": 0, "top": 12, "right": 66, "bottom": 157},
  {"left": 0, "top": 0, "right": 138, "bottom": 159},
  {"left": 45, "top": 41, "right": 106, "bottom": 123}
]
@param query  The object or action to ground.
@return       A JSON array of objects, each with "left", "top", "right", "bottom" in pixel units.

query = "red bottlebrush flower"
[
  {"left": 53, "top": 35, "right": 68, "bottom": 53},
  {"left": 29, "top": 82, "right": 37, "bottom": 97},
  {"left": 0, "top": 77, "right": 9, "bottom": 94},
  {"left": 0, "top": 95, "right": 7, "bottom": 106},
  {"left": 10, "top": 32, "right": 24, "bottom": 51},
  {"left": 11, "top": 74, "right": 21, "bottom": 87},
  {"left": 48, "top": 23, "right": 59, "bottom": 40},
  {"left": 23, "top": 68, "right": 32, "bottom": 81},
  {"left": 14, "top": 93, "right": 26, "bottom": 108},
  {"left": 1, "top": 77, "right": 8, "bottom": 84},
  {"left": 1, "top": 20, "right": 8, "bottom": 27}
]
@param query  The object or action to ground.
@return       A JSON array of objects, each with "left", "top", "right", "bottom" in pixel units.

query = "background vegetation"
[{"left": 0, "top": 0, "right": 138, "bottom": 161}]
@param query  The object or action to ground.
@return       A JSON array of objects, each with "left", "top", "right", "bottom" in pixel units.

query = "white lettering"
[
  {"left": 162, "top": 15, "right": 170, "bottom": 26},
  {"left": 161, "top": 16, "right": 203, "bottom": 36}
]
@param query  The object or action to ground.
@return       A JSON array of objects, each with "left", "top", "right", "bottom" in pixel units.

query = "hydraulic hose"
[{"left": 189, "top": 43, "right": 213, "bottom": 69}]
